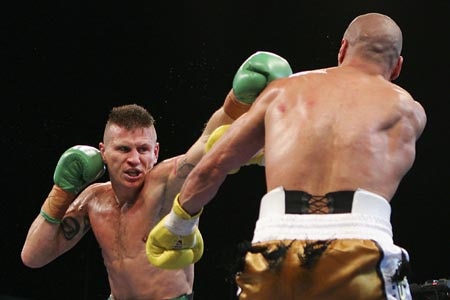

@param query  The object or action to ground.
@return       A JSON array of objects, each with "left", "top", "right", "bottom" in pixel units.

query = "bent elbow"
[{"left": 21, "top": 249, "right": 45, "bottom": 268}]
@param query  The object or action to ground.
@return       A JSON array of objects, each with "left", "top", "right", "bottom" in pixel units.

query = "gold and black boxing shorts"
[{"left": 235, "top": 187, "right": 411, "bottom": 300}]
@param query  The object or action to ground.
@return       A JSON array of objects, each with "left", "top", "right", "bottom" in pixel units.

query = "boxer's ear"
[{"left": 390, "top": 56, "right": 403, "bottom": 81}]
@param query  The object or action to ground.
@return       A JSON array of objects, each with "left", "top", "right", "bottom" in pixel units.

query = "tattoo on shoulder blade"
[
  {"left": 176, "top": 158, "right": 195, "bottom": 179},
  {"left": 61, "top": 216, "right": 81, "bottom": 240}
]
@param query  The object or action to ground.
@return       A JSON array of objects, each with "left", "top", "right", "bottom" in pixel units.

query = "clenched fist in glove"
[
  {"left": 146, "top": 194, "right": 204, "bottom": 269},
  {"left": 40, "top": 145, "right": 105, "bottom": 224},
  {"left": 224, "top": 51, "right": 292, "bottom": 119},
  {"left": 233, "top": 51, "right": 293, "bottom": 103}
]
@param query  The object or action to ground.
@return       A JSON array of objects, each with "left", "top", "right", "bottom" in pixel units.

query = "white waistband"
[
  {"left": 252, "top": 187, "right": 393, "bottom": 244},
  {"left": 258, "top": 187, "right": 391, "bottom": 220}
]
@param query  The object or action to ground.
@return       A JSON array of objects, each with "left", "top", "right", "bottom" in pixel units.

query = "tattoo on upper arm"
[
  {"left": 61, "top": 217, "right": 80, "bottom": 240},
  {"left": 176, "top": 157, "right": 195, "bottom": 179},
  {"left": 61, "top": 216, "right": 91, "bottom": 240},
  {"left": 83, "top": 216, "right": 91, "bottom": 233}
]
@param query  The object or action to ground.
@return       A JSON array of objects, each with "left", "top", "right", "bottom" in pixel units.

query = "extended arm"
[
  {"left": 180, "top": 51, "right": 292, "bottom": 172},
  {"left": 146, "top": 52, "right": 291, "bottom": 269}
]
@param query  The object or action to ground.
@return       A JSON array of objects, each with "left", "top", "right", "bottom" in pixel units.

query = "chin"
[{"left": 126, "top": 177, "right": 144, "bottom": 188}]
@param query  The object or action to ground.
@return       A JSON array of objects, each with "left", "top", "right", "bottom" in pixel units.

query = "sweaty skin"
[
  {"left": 22, "top": 51, "right": 293, "bottom": 300},
  {"left": 21, "top": 106, "right": 235, "bottom": 300},
  {"left": 84, "top": 156, "right": 196, "bottom": 299},
  {"left": 179, "top": 13, "right": 426, "bottom": 215},
  {"left": 159, "top": 13, "right": 427, "bottom": 300}
]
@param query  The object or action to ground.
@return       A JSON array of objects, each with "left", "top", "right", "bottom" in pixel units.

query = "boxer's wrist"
[
  {"left": 41, "top": 185, "right": 75, "bottom": 221},
  {"left": 223, "top": 90, "right": 251, "bottom": 120},
  {"left": 39, "top": 209, "right": 61, "bottom": 224}
]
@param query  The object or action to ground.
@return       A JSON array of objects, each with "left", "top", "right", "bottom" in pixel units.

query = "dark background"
[{"left": 2, "top": 0, "right": 449, "bottom": 299}]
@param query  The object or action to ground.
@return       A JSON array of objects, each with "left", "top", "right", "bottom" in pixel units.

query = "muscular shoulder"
[
  {"left": 290, "top": 69, "right": 328, "bottom": 77},
  {"left": 149, "top": 154, "right": 193, "bottom": 181},
  {"left": 393, "top": 86, "right": 427, "bottom": 137},
  {"left": 70, "top": 182, "right": 111, "bottom": 212},
  {"left": 142, "top": 155, "right": 191, "bottom": 215}
]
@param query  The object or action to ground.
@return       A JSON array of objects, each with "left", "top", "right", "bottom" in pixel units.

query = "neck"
[
  {"left": 340, "top": 59, "right": 390, "bottom": 80},
  {"left": 113, "top": 186, "right": 140, "bottom": 207}
]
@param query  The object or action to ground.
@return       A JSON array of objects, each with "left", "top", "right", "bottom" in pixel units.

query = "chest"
[{"left": 89, "top": 203, "right": 161, "bottom": 258}]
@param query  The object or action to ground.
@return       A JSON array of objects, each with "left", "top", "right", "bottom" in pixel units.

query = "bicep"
[
  {"left": 183, "top": 106, "right": 237, "bottom": 169},
  {"left": 143, "top": 159, "right": 188, "bottom": 216},
  {"left": 182, "top": 137, "right": 208, "bottom": 171}
]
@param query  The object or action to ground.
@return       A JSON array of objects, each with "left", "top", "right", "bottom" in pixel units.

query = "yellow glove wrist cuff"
[
  {"left": 163, "top": 194, "right": 202, "bottom": 236},
  {"left": 173, "top": 194, "right": 203, "bottom": 219}
]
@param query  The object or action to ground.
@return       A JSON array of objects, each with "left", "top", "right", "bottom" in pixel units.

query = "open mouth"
[{"left": 125, "top": 169, "right": 142, "bottom": 177}]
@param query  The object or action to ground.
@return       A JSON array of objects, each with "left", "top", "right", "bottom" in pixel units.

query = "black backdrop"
[{"left": 2, "top": 0, "right": 449, "bottom": 299}]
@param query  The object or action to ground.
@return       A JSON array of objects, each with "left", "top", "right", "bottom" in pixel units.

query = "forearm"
[
  {"left": 201, "top": 95, "right": 239, "bottom": 139},
  {"left": 22, "top": 185, "right": 75, "bottom": 266},
  {"left": 201, "top": 51, "right": 293, "bottom": 148},
  {"left": 223, "top": 89, "right": 252, "bottom": 120},
  {"left": 22, "top": 145, "right": 102, "bottom": 268},
  {"left": 21, "top": 214, "right": 64, "bottom": 268},
  {"left": 202, "top": 87, "right": 256, "bottom": 137},
  {"left": 179, "top": 166, "right": 228, "bottom": 215},
  {"left": 41, "top": 185, "right": 76, "bottom": 222}
]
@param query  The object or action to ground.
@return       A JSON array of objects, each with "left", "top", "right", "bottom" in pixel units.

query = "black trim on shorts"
[{"left": 284, "top": 190, "right": 355, "bottom": 214}]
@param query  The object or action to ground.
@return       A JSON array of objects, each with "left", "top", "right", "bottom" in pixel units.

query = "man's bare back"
[
  {"left": 148, "top": 12, "right": 427, "bottom": 300},
  {"left": 263, "top": 65, "right": 425, "bottom": 201},
  {"left": 175, "top": 64, "right": 425, "bottom": 214}
]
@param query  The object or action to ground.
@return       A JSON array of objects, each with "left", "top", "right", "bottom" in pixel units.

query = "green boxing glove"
[
  {"left": 53, "top": 145, "right": 105, "bottom": 194},
  {"left": 233, "top": 51, "right": 293, "bottom": 104}
]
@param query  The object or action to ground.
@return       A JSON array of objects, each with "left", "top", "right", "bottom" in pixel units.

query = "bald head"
[{"left": 342, "top": 13, "right": 403, "bottom": 72}]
